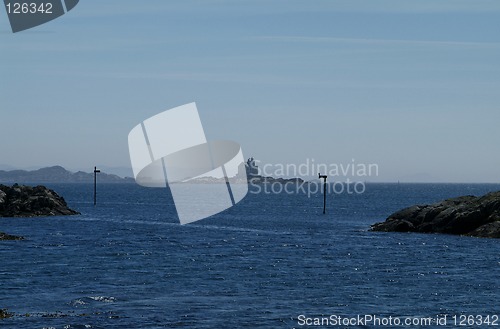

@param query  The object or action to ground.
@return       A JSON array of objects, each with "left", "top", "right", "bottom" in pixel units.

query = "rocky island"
[
  {"left": 0, "top": 184, "right": 79, "bottom": 240},
  {"left": 244, "top": 157, "right": 305, "bottom": 184},
  {"left": 371, "top": 191, "right": 500, "bottom": 238},
  {"left": 187, "top": 157, "right": 306, "bottom": 184},
  {"left": 0, "top": 184, "right": 79, "bottom": 217}
]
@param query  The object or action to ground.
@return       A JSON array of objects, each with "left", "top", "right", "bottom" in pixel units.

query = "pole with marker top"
[
  {"left": 94, "top": 166, "right": 100, "bottom": 206},
  {"left": 318, "top": 173, "right": 327, "bottom": 214}
]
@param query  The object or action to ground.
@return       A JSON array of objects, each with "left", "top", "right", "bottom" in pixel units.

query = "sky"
[{"left": 1, "top": 0, "right": 500, "bottom": 182}]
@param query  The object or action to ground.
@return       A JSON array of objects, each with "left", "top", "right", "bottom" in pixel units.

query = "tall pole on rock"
[
  {"left": 94, "top": 166, "right": 101, "bottom": 206},
  {"left": 318, "top": 173, "right": 328, "bottom": 214}
]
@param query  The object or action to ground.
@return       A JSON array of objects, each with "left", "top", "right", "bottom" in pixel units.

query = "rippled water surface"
[{"left": 1, "top": 183, "right": 499, "bottom": 328}]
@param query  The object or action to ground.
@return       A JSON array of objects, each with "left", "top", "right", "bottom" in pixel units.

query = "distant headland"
[
  {"left": 0, "top": 166, "right": 134, "bottom": 184},
  {"left": 0, "top": 161, "right": 306, "bottom": 185},
  {"left": 371, "top": 191, "right": 500, "bottom": 238}
]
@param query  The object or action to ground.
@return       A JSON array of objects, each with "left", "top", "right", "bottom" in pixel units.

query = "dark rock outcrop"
[
  {"left": 371, "top": 191, "right": 500, "bottom": 238},
  {"left": 0, "top": 309, "right": 13, "bottom": 319},
  {"left": 0, "top": 231, "right": 24, "bottom": 240},
  {"left": 0, "top": 184, "right": 79, "bottom": 217}
]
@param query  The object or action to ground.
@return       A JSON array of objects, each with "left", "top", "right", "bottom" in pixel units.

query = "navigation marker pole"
[
  {"left": 94, "top": 166, "right": 101, "bottom": 206},
  {"left": 318, "top": 173, "right": 328, "bottom": 214}
]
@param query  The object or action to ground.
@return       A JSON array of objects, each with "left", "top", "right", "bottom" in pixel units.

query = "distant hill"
[{"left": 0, "top": 166, "right": 135, "bottom": 184}]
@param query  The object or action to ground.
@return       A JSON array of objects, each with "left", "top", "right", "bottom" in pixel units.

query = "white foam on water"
[{"left": 88, "top": 296, "right": 116, "bottom": 303}]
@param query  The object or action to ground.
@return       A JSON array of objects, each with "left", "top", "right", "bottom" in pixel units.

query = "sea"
[{"left": 1, "top": 183, "right": 499, "bottom": 329}]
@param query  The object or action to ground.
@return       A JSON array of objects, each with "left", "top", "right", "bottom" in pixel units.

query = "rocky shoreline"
[{"left": 371, "top": 191, "right": 500, "bottom": 238}]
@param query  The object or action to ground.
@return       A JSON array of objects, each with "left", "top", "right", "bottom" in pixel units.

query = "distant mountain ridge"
[{"left": 0, "top": 166, "right": 134, "bottom": 184}]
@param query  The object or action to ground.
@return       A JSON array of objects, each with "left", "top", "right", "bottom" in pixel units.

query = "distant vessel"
[
  {"left": 245, "top": 157, "right": 259, "bottom": 178},
  {"left": 244, "top": 157, "right": 304, "bottom": 184}
]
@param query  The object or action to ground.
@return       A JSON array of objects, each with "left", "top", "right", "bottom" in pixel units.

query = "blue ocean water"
[{"left": 1, "top": 183, "right": 499, "bottom": 328}]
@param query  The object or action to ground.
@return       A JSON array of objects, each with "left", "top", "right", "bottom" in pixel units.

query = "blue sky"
[{"left": 1, "top": 0, "right": 500, "bottom": 182}]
